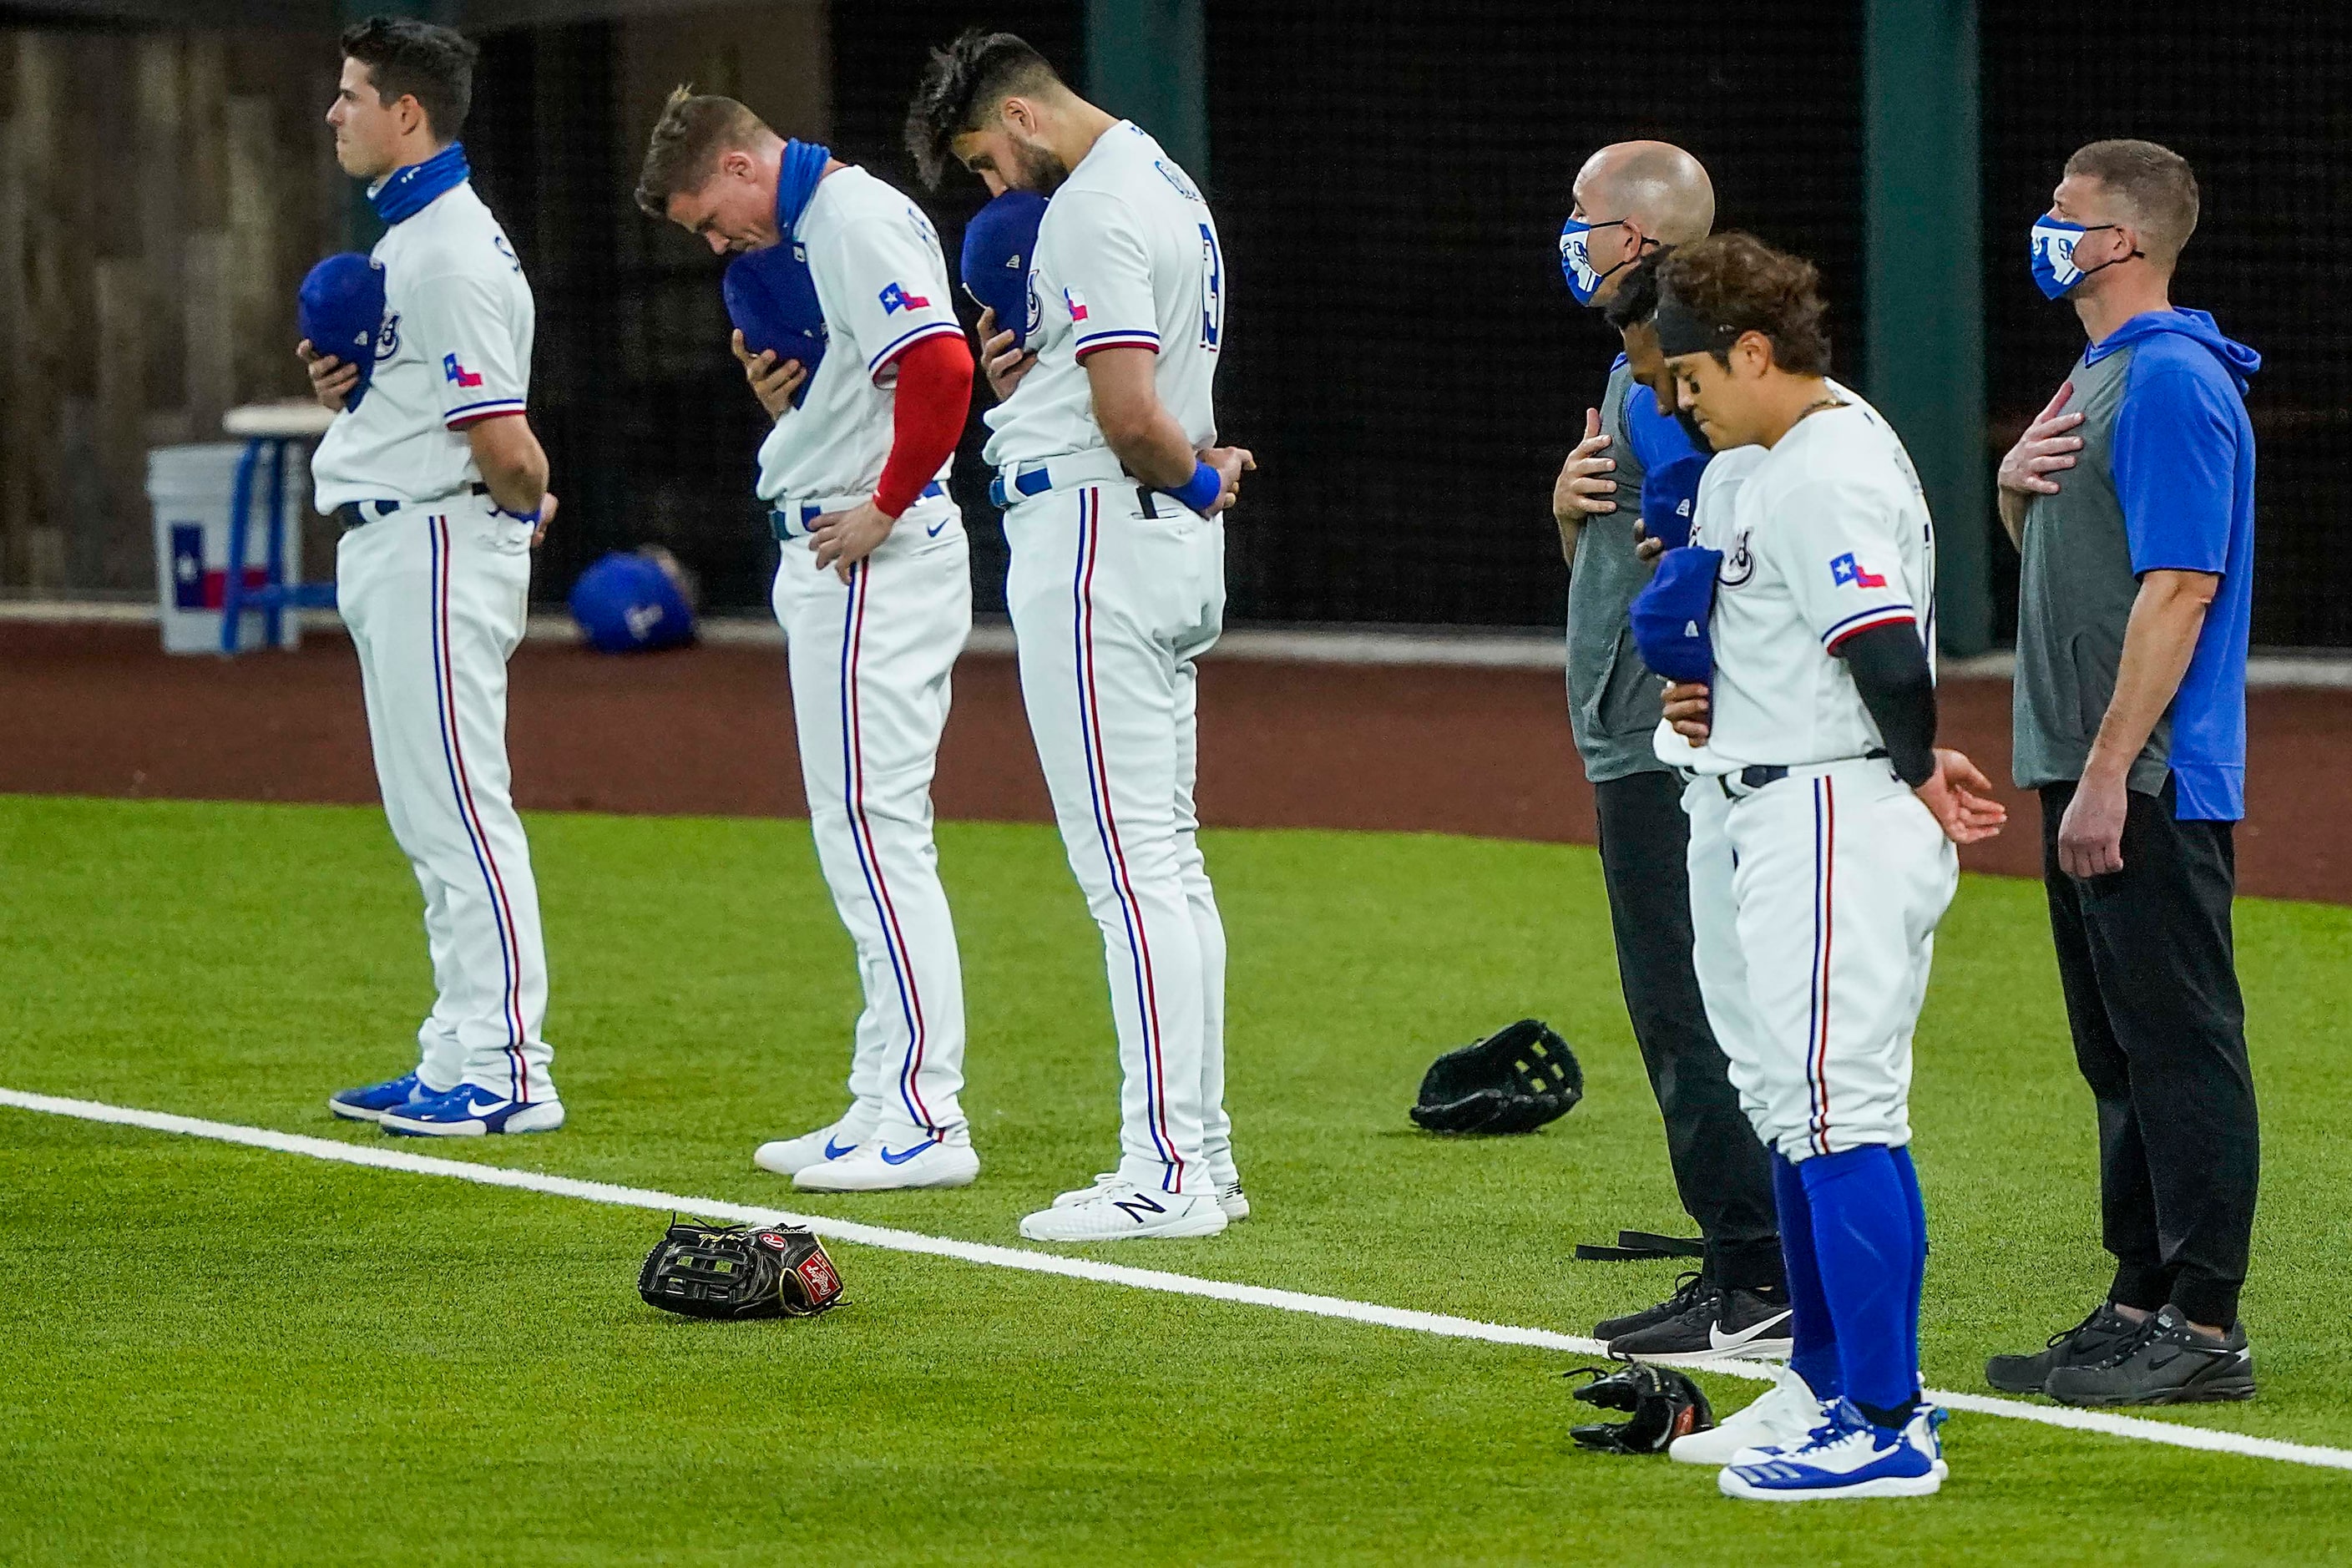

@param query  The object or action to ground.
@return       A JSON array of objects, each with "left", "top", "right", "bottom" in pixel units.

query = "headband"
[{"left": 1652, "top": 291, "right": 1744, "bottom": 358}]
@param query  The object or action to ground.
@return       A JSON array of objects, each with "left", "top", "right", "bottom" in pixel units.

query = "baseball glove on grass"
[
  {"left": 1409, "top": 1018, "right": 1583, "bottom": 1135},
  {"left": 638, "top": 1217, "right": 844, "bottom": 1319},
  {"left": 1566, "top": 1363, "right": 1716, "bottom": 1454}
]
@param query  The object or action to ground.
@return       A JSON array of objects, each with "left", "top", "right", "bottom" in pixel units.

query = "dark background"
[{"left": 460, "top": 2, "right": 2345, "bottom": 643}]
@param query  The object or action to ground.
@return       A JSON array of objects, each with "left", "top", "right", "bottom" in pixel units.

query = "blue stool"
[{"left": 219, "top": 402, "right": 340, "bottom": 655}]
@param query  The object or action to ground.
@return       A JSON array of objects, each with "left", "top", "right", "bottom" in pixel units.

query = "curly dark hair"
[
  {"left": 1653, "top": 232, "right": 1832, "bottom": 375},
  {"left": 1601, "top": 245, "right": 1676, "bottom": 331},
  {"left": 903, "top": 28, "right": 1064, "bottom": 190},
  {"left": 341, "top": 16, "right": 478, "bottom": 141}
]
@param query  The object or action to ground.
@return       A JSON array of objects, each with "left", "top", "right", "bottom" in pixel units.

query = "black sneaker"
[
  {"left": 2042, "top": 1305, "right": 2255, "bottom": 1407},
  {"left": 1592, "top": 1272, "right": 1709, "bottom": 1344},
  {"left": 1985, "top": 1302, "right": 2139, "bottom": 1394},
  {"left": 1608, "top": 1282, "right": 1792, "bottom": 1365}
]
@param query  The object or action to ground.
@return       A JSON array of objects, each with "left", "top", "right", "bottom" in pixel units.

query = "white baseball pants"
[
  {"left": 1004, "top": 483, "right": 1231, "bottom": 1198},
  {"left": 336, "top": 497, "right": 554, "bottom": 1103},
  {"left": 771, "top": 495, "right": 973, "bottom": 1145},
  {"left": 1719, "top": 757, "right": 1956, "bottom": 1162},
  {"left": 1680, "top": 771, "right": 1771, "bottom": 1130}
]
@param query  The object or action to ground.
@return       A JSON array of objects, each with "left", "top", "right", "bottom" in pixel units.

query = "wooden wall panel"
[{"left": 0, "top": 24, "right": 338, "bottom": 593}]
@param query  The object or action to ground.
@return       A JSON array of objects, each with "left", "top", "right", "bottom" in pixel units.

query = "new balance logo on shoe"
[{"left": 1112, "top": 1193, "right": 1168, "bottom": 1223}]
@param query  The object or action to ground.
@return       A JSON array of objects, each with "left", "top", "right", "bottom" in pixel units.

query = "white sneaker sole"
[
  {"left": 379, "top": 1100, "right": 565, "bottom": 1137},
  {"left": 792, "top": 1146, "right": 979, "bottom": 1192},
  {"left": 1717, "top": 1467, "right": 1944, "bottom": 1501},
  {"left": 327, "top": 1097, "right": 392, "bottom": 1124},
  {"left": 1019, "top": 1202, "right": 1229, "bottom": 1242},
  {"left": 1628, "top": 1323, "right": 1796, "bottom": 1368}
]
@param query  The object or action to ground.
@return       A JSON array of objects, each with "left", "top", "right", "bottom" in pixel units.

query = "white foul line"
[{"left": 8, "top": 1085, "right": 2349, "bottom": 1475}]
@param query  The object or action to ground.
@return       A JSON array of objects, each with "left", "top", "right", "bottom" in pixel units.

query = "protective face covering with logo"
[
  {"left": 2030, "top": 217, "right": 2129, "bottom": 301},
  {"left": 1559, "top": 217, "right": 1635, "bottom": 306}
]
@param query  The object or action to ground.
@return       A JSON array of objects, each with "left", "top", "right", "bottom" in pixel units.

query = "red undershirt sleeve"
[{"left": 873, "top": 333, "right": 974, "bottom": 518}]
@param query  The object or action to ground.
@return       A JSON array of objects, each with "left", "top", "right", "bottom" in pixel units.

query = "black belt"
[
  {"left": 1719, "top": 749, "right": 1889, "bottom": 799},
  {"left": 336, "top": 483, "right": 491, "bottom": 530}
]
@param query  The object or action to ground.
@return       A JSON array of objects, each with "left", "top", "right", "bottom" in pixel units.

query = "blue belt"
[
  {"left": 771, "top": 480, "right": 943, "bottom": 543},
  {"left": 987, "top": 467, "right": 1057, "bottom": 511}
]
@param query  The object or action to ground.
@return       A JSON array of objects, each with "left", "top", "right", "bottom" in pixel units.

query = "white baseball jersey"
[
  {"left": 1704, "top": 399, "right": 1935, "bottom": 770},
  {"left": 983, "top": 121, "right": 1225, "bottom": 468},
  {"left": 313, "top": 179, "right": 532, "bottom": 510},
  {"left": 756, "top": 165, "right": 964, "bottom": 503},
  {"left": 1653, "top": 444, "right": 1770, "bottom": 776}
]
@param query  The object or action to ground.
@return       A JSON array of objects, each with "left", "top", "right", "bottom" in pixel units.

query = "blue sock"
[
  {"left": 1772, "top": 1153, "right": 1840, "bottom": 1400},
  {"left": 1889, "top": 1144, "right": 1928, "bottom": 1393},
  {"left": 1798, "top": 1144, "right": 1915, "bottom": 1427}
]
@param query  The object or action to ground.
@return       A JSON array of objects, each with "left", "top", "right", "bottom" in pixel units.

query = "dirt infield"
[{"left": 4, "top": 620, "right": 2339, "bottom": 902}]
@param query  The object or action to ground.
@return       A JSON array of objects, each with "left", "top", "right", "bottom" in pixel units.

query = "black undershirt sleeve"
[{"left": 1835, "top": 622, "right": 1938, "bottom": 787}]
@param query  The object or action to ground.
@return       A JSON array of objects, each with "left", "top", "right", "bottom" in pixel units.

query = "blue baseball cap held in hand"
[
  {"left": 960, "top": 190, "right": 1047, "bottom": 348},
  {"left": 724, "top": 244, "right": 828, "bottom": 405},
  {"left": 569, "top": 549, "right": 696, "bottom": 655},
  {"left": 297, "top": 252, "right": 387, "bottom": 411},
  {"left": 1641, "top": 452, "right": 1708, "bottom": 552},
  {"left": 1629, "top": 545, "right": 1724, "bottom": 685}
]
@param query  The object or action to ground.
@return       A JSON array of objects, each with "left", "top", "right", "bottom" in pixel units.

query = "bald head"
[{"left": 1576, "top": 140, "right": 1715, "bottom": 245}]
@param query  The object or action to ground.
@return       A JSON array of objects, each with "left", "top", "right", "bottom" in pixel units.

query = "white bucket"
[{"left": 147, "top": 442, "right": 308, "bottom": 655}]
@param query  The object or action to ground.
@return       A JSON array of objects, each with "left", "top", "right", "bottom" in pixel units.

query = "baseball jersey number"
[{"left": 1198, "top": 224, "right": 1224, "bottom": 351}]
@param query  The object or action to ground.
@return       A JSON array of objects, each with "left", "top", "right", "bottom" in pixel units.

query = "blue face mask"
[
  {"left": 2030, "top": 216, "right": 2137, "bottom": 300},
  {"left": 1558, "top": 216, "right": 1646, "bottom": 306}
]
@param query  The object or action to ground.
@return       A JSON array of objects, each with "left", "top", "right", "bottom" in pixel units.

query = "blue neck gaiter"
[
  {"left": 775, "top": 139, "right": 832, "bottom": 241},
  {"left": 369, "top": 142, "right": 471, "bottom": 225}
]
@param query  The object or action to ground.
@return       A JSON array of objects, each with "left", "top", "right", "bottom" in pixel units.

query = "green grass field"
[{"left": 4, "top": 793, "right": 2351, "bottom": 1564}]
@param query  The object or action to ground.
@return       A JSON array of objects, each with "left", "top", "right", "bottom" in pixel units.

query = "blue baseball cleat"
[
  {"left": 1717, "top": 1398, "right": 1945, "bottom": 1501},
  {"left": 378, "top": 1082, "right": 565, "bottom": 1137},
  {"left": 327, "top": 1071, "right": 433, "bottom": 1124}
]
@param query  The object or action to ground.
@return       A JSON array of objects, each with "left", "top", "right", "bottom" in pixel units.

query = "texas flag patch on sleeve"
[
  {"left": 878, "top": 281, "right": 932, "bottom": 314},
  {"left": 442, "top": 352, "right": 483, "bottom": 389},
  {"left": 1065, "top": 287, "right": 1089, "bottom": 323},
  {"left": 1828, "top": 551, "right": 1887, "bottom": 589}
]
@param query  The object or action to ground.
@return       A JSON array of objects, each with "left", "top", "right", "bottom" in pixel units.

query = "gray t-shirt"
[
  {"left": 2012, "top": 344, "right": 2172, "bottom": 797},
  {"left": 1565, "top": 361, "right": 1668, "bottom": 783}
]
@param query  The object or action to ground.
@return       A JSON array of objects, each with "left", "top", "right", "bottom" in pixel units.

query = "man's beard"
[{"left": 1011, "top": 137, "right": 1070, "bottom": 195}]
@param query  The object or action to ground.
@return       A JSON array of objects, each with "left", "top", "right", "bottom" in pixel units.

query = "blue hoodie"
[{"left": 2011, "top": 307, "right": 2260, "bottom": 821}]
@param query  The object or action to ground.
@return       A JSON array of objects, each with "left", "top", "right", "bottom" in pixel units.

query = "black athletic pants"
[
  {"left": 2041, "top": 779, "right": 2259, "bottom": 1328},
  {"left": 1594, "top": 769, "right": 1783, "bottom": 1292}
]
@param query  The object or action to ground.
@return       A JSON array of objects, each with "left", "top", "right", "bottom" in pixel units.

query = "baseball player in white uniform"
[
  {"left": 635, "top": 91, "right": 980, "bottom": 1191},
  {"left": 304, "top": 20, "right": 562, "bottom": 1137},
  {"left": 908, "top": 31, "right": 1254, "bottom": 1241},
  {"left": 1641, "top": 234, "right": 2005, "bottom": 1500}
]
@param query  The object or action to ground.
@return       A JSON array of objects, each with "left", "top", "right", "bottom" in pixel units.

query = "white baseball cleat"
[
  {"left": 1055, "top": 1170, "right": 1251, "bottom": 1222},
  {"left": 1670, "top": 1365, "right": 1820, "bottom": 1465},
  {"left": 1051, "top": 1171, "right": 1121, "bottom": 1206},
  {"left": 1019, "top": 1182, "right": 1228, "bottom": 1242},
  {"left": 792, "top": 1135, "right": 979, "bottom": 1192},
  {"left": 752, "top": 1118, "right": 872, "bottom": 1178}
]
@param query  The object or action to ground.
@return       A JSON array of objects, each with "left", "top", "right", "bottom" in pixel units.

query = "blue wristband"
[
  {"left": 1165, "top": 460, "right": 1223, "bottom": 515},
  {"left": 493, "top": 501, "right": 543, "bottom": 527}
]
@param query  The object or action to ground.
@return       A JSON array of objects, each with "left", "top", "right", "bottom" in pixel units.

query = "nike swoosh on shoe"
[
  {"left": 823, "top": 1138, "right": 857, "bottom": 1160},
  {"left": 1711, "top": 1308, "right": 1796, "bottom": 1353},
  {"left": 879, "top": 1142, "right": 936, "bottom": 1166}
]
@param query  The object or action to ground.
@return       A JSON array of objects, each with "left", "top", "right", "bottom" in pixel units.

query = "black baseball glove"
[
  {"left": 638, "top": 1217, "right": 845, "bottom": 1319},
  {"left": 1566, "top": 1363, "right": 1716, "bottom": 1454},
  {"left": 1409, "top": 1019, "right": 1583, "bottom": 1135}
]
